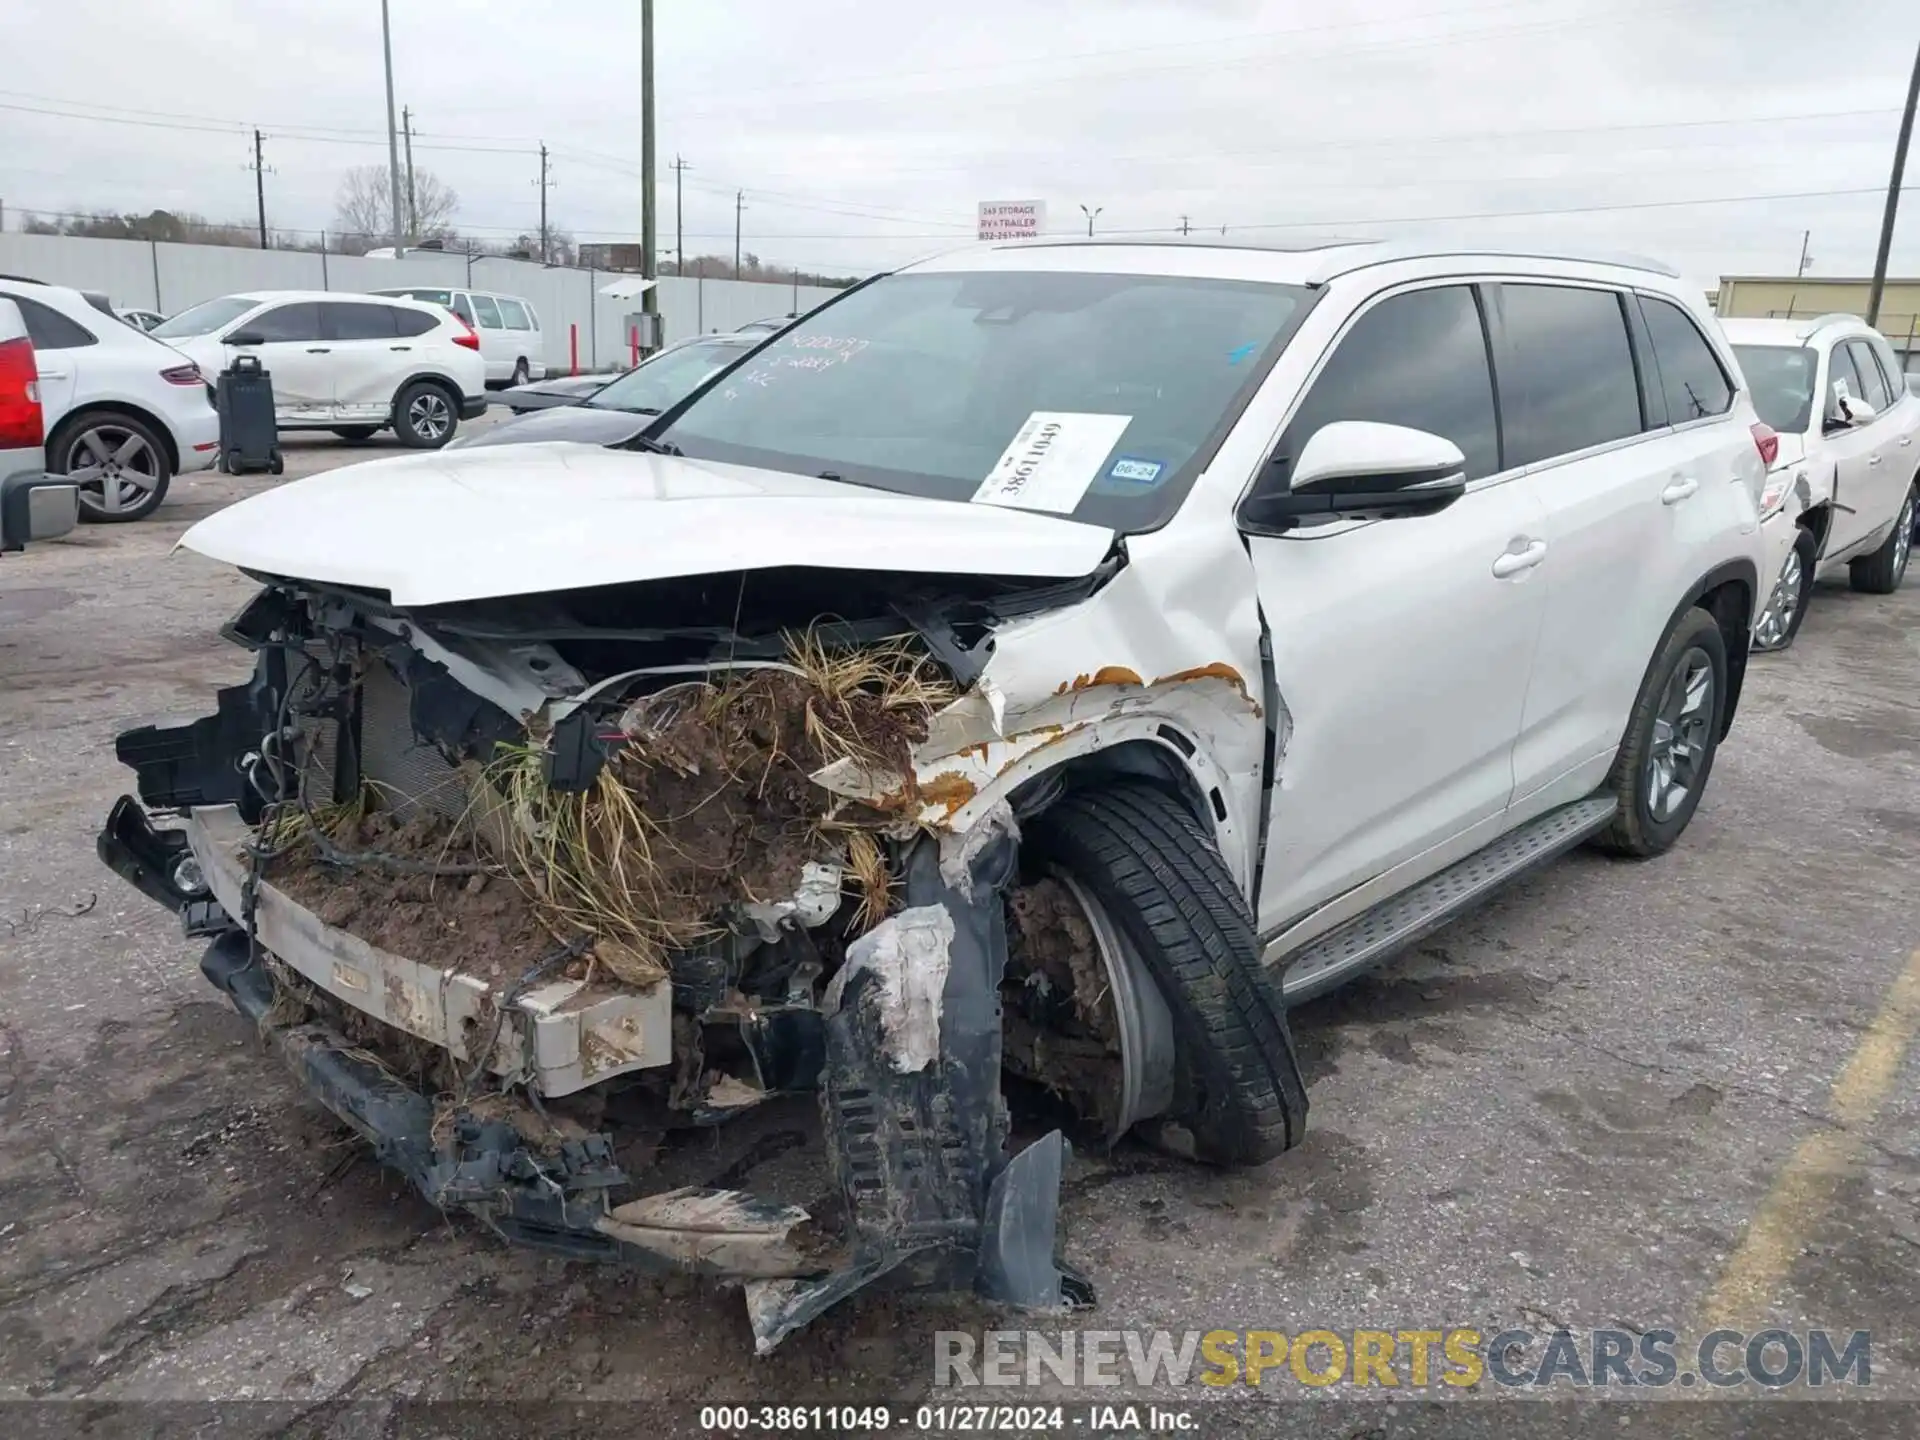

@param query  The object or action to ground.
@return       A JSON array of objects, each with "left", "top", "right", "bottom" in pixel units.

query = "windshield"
[
  {"left": 1733, "top": 344, "right": 1818, "bottom": 434},
  {"left": 587, "top": 338, "right": 753, "bottom": 413},
  {"left": 655, "top": 269, "right": 1310, "bottom": 532},
  {"left": 151, "top": 296, "right": 259, "bottom": 340}
]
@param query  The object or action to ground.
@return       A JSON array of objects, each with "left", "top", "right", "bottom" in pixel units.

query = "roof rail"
[
  {"left": 1306, "top": 240, "right": 1683, "bottom": 284},
  {"left": 1800, "top": 311, "right": 1865, "bottom": 332}
]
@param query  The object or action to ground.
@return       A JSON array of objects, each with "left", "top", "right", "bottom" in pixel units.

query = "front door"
[
  {"left": 320, "top": 301, "right": 410, "bottom": 422},
  {"left": 226, "top": 302, "right": 331, "bottom": 423},
  {"left": 1246, "top": 282, "right": 1548, "bottom": 933}
]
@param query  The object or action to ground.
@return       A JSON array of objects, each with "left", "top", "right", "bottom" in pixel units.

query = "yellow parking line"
[{"left": 1702, "top": 946, "right": 1920, "bottom": 1328}]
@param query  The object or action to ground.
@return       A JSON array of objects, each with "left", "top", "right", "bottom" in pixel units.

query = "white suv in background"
[
  {"left": 0, "top": 277, "right": 220, "bottom": 523},
  {"left": 153, "top": 292, "right": 488, "bottom": 449},
  {"left": 371, "top": 286, "right": 546, "bottom": 387},
  {"left": 1726, "top": 315, "right": 1919, "bottom": 650}
]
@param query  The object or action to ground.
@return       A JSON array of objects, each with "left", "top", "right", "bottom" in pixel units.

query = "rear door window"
[
  {"left": 1638, "top": 297, "right": 1733, "bottom": 423},
  {"left": 498, "top": 298, "right": 531, "bottom": 330},
  {"left": 324, "top": 302, "right": 399, "bottom": 341},
  {"left": 391, "top": 307, "right": 438, "bottom": 338},
  {"left": 2, "top": 293, "right": 98, "bottom": 349},
  {"left": 449, "top": 293, "right": 476, "bottom": 325},
  {"left": 1495, "top": 283, "right": 1644, "bottom": 466},
  {"left": 1279, "top": 284, "right": 1501, "bottom": 481},
  {"left": 471, "top": 294, "right": 504, "bottom": 329}
]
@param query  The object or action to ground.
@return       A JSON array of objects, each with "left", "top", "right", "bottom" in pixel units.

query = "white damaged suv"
[{"left": 100, "top": 238, "right": 1768, "bottom": 1351}]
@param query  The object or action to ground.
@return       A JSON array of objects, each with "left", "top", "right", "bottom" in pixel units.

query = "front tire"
[
  {"left": 1593, "top": 607, "right": 1727, "bottom": 858},
  {"left": 394, "top": 380, "right": 458, "bottom": 449},
  {"left": 1023, "top": 783, "right": 1307, "bottom": 1165},
  {"left": 1848, "top": 486, "right": 1914, "bottom": 595},
  {"left": 50, "top": 411, "right": 172, "bottom": 523},
  {"left": 1752, "top": 526, "right": 1818, "bottom": 653}
]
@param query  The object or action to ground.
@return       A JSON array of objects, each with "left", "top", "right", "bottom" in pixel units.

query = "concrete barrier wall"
[{"left": 0, "top": 232, "right": 843, "bottom": 371}]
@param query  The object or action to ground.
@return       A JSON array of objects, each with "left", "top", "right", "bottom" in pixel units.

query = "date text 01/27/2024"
[{"left": 698, "top": 1404, "right": 1196, "bottom": 1432}]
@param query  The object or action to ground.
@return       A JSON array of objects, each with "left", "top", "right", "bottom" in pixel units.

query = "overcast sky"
[{"left": 6, "top": 0, "right": 1920, "bottom": 285}]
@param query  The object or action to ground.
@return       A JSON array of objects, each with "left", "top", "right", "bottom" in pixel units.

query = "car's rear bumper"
[
  {"left": 172, "top": 407, "right": 222, "bottom": 472},
  {"left": 460, "top": 394, "right": 488, "bottom": 420}
]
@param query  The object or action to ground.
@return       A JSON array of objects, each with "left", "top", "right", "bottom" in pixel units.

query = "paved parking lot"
[{"left": 1, "top": 430, "right": 1917, "bottom": 1432}]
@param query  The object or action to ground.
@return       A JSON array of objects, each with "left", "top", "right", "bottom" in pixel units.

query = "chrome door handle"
[
  {"left": 1900, "top": 435, "right": 1913, "bottom": 447},
  {"left": 1492, "top": 539, "right": 1548, "bottom": 577},
  {"left": 1868, "top": 454, "right": 1884, "bottom": 467},
  {"left": 1660, "top": 475, "right": 1699, "bottom": 505}
]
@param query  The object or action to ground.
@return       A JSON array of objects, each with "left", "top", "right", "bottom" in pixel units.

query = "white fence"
[{"left": 0, "top": 232, "right": 844, "bottom": 371}]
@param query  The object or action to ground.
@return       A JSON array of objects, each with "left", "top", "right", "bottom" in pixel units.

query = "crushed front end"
[{"left": 99, "top": 571, "right": 1103, "bottom": 1352}]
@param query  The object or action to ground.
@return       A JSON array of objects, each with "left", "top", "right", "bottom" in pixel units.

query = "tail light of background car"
[
  {"left": 0, "top": 334, "right": 43, "bottom": 448},
  {"left": 1751, "top": 422, "right": 1780, "bottom": 467},
  {"left": 160, "top": 362, "right": 205, "bottom": 387},
  {"left": 452, "top": 318, "right": 481, "bottom": 351}
]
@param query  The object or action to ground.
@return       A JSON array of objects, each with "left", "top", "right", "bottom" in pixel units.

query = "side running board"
[{"left": 1277, "top": 796, "right": 1619, "bottom": 1006}]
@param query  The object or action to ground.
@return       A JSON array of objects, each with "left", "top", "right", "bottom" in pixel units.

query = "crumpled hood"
[{"left": 179, "top": 443, "right": 1117, "bottom": 606}]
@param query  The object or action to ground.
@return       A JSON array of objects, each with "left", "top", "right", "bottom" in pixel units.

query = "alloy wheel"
[
  {"left": 1894, "top": 493, "right": 1913, "bottom": 583},
  {"left": 407, "top": 391, "right": 452, "bottom": 443},
  {"left": 1753, "top": 546, "right": 1804, "bottom": 650},
  {"left": 66, "top": 424, "right": 161, "bottom": 517},
  {"left": 1645, "top": 647, "right": 1714, "bottom": 821}
]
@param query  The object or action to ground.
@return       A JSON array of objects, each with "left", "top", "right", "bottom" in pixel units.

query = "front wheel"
[
  {"left": 394, "top": 381, "right": 457, "bottom": 449},
  {"left": 1848, "top": 487, "right": 1914, "bottom": 595},
  {"left": 1593, "top": 607, "right": 1728, "bottom": 858},
  {"left": 51, "top": 412, "right": 172, "bottom": 523},
  {"left": 1021, "top": 783, "right": 1307, "bottom": 1165},
  {"left": 1752, "top": 526, "right": 1818, "bottom": 653}
]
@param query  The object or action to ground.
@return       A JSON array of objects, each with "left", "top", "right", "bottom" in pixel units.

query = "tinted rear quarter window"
[
  {"left": 450, "top": 294, "right": 476, "bottom": 324},
  {"left": 392, "top": 307, "right": 438, "bottom": 337},
  {"left": 1497, "top": 283, "right": 1643, "bottom": 465},
  {"left": 1640, "top": 297, "right": 1732, "bottom": 423},
  {"left": 325, "top": 302, "right": 398, "bottom": 341},
  {"left": 1281, "top": 284, "right": 1500, "bottom": 481},
  {"left": 5, "top": 294, "right": 99, "bottom": 349}
]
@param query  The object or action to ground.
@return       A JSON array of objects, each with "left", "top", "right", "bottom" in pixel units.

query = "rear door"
[
  {"left": 1493, "top": 280, "right": 1668, "bottom": 803},
  {"left": 227, "top": 302, "right": 330, "bottom": 421},
  {"left": 468, "top": 293, "right": 509, "bottom": 380},
  {"left": 321, "top": 301, "right": 409, "bottom": 421}
]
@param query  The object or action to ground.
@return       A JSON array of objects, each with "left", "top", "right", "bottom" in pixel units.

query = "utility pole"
[
  {"left": 402, "top": 106, "right": 418, "bottom": 243},
  {"left": 251, "top": 129, "right": 269, "bottom": 248},
  {"left": 671, "top": 155, "right": 691, "bottom": 273},
  {"left": 1179, "top": 214, "right": 1191, "bottom": 236},
  {"left": 640, "top": 0, "right": 658, "bottom": 331},
  {"left": 1868, "top": 36, "right": 1920, "bottom": 327},
  {"left": 735, "top": 189, "right": 746, "bottom": 278},
  {"left": 537, "top": 143, "right": 551, "bottom": 265},
  {"left": 379, "top": 0, "right": 406, "bottom": 257},
  {"left": 1797, "top": 229, "right": 1813, "bottom": 277},
  {"left": 1080, "top": 203, "right": 1103, "bottom": 236}
]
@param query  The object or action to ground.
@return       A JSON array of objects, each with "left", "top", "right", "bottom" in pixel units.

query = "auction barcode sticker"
[{"left": 972, "top": 412, "right": 1133, "bottom": 514}]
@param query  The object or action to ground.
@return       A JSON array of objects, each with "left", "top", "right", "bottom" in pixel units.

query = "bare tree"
[{"left": 333, "top": 164, "right": 458, "bottom": 243}]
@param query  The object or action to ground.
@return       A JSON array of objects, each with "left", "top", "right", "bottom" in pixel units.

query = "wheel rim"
[
  {"left": 1053, "top": 872, "right": 1177, "bottom": 1140},
  {"left": 1645, "top": 647, "right": 1714, "bottom": 822},
  {"left": 408, "top": 391, "right": 451, "bottom": 441},
  {"left": 65, "top": 425, "right": 160, "bottom": 515},
  {"left": 1753, "top": 546, "right": 1804, "bottom": 649},
  {"left": 1894, "top": 493, "right": 1913, "bottom": 581}
]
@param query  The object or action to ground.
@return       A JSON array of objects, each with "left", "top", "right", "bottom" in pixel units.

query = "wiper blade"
[{"left": 628, "top": 431, "right": 681, "bottom": 455}]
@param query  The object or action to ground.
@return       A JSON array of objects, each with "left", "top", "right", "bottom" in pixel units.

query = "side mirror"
[
  {"left": 1240, "top": 421, "right": 1468, "bottom": 534},
  {"left": 1838, "top": 393, "right": 1878, "bottom": 426},
  {"left": 224, "top": 330, "right": 264, "bottom": 347}
]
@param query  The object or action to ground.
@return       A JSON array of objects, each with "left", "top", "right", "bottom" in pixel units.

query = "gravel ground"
[{"left": 2, "top": 431, "right": 1917, "bottom": 1437}]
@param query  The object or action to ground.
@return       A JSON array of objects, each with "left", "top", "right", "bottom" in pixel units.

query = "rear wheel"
[
  {"left": 51, "top": 411, "right": 171, "bottom": 523},
  {"left": 510, "top": 358, "right": 530, "bottom": 388},
  {"left": 1848, "top": 487, "right": 1914, "bottom": 595},
  {"left": 1593, "top": 607, "right": 1727, "bottom": 858},
  {"left": 1752, "top": 526, "right": 1818, "bottom": 652},
  {"left": 394, "top": 380, "right": 457, "bottom": 449},
  {"left": 1022, "top": 782, "right": 1307, "bottom": 1165}
]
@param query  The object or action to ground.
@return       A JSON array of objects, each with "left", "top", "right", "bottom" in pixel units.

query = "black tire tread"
[
  {"left": 1593, "top": 607, "right": 1725, "bottom": 857},
  {"left": 1026, "top": 782, "right": 1307, "bottom": 1165},
  {"left": 1773, "top": 525, "right": 1820, "bottom": 652},
  {"left": 393, "top": 379, "right": 458, "bottom": 450}
]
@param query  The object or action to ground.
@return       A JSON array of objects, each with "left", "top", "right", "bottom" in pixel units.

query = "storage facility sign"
[{"left": 978, "top": 200, "right": 1046, "bottom": 241}]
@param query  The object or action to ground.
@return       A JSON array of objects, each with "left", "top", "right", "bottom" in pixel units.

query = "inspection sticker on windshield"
[{"left": 973, "top": 412, "right": 1133, "bottom": 513}]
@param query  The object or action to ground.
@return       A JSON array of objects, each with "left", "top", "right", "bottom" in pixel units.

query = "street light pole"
[
  {"left": 1079, "top": 203, "right": 1103, "bottom": 236},
  {"left": 1867, "top": 36, "right": 1920, "bottom": 327},
  {"left": 379, "top": 0, "right": 406, "bottom": 256}
]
